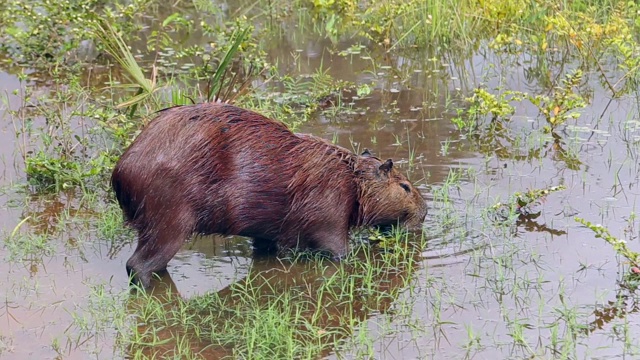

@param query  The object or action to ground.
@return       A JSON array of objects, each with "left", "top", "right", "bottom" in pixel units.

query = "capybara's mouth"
[
  {"left": 410, "top": 204, "right": 428, "bottom": 230},
  {"left": 401, "top": 206, "right": 427, "bottom": 229},
  {"left": 402, "top": 219, "right": 426, "bottom": 231},
  {"left": 374, "top": 216, "right": 425, "bottom": 233},
  {"left": 375, "top": 223, "right": 395, "bottom": 233}
]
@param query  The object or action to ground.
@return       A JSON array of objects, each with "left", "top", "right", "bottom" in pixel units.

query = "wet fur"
[{"left": 112, "top": 102, "right": 427, "bottom": 288}]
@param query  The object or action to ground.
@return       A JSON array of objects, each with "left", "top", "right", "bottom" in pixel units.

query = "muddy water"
[
  {"left": 2, "top": 12, "right": 640, "bottom": 360},
  {"left": 0, "top": 71, "right": 21, "bottom": 231}
]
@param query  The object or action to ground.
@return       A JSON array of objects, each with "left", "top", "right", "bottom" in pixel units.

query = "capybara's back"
[{"left": 112, "top": 102, "right": 427, "bottom": 288}]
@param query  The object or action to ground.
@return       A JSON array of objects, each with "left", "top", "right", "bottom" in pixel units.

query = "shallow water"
[{"left": 2, "top": 4, "right": 640, "bottom": 360}]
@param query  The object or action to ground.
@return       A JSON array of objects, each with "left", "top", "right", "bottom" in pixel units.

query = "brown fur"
[{"left": 112, "top": 103, "right": 427, "bottom": 288}]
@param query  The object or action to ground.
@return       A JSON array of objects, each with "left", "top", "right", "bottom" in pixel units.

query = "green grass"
[
  {"left": 112, "top": 229, "right": 426, "bottom": 359},
  {"left": 3, "top": 230, "right": 53, "bottom": 262}
]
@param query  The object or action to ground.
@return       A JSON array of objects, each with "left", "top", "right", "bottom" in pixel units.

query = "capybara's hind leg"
[{"left": 127, "top": 212, "right": 194, "bottom": 289}]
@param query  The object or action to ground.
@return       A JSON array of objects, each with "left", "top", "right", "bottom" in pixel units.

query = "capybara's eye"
[{"left": 399, "top": 182, "right": 411, "bottom": 193}]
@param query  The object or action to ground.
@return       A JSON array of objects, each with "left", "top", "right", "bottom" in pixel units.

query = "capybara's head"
[{"left": 355, "top": 150, "right": 427, "bottom": 229}]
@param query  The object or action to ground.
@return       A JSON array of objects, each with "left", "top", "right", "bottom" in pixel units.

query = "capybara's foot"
[{"left": 126, "top": 259, "right": 153, "bottom": 290}]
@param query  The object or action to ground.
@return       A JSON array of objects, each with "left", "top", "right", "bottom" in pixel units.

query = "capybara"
[{"left": 112, "top": 102, "right": 427, "bottom": 288}]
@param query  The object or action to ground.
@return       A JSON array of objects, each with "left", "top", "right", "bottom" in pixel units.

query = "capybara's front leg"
[{"left": 309, "top": 222, "right": 350, "bottom": 260}]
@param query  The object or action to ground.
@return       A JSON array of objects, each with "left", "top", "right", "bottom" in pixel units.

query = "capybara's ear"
[
  {"left": 361, "top": 149, "right": 372, "bottom": 157},
  {"left": 379, "top": 159, "right": 393, "bottom": 175}
]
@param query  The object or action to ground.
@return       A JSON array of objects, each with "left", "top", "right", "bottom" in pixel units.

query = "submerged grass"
[
  {"left": 4, "top": 230, "right": 53, "bottom": 262},
  {"left": 84, "top": 229, "right": 428, "bottom": 359}
]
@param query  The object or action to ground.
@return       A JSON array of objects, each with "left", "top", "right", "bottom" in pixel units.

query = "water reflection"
[{"left": 128, "top": 236, "right": 426, "bottom": 359}]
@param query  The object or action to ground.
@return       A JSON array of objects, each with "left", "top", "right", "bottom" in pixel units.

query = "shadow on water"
[{"left": 581, "top": 285, "right": 640, "bottom": 337}]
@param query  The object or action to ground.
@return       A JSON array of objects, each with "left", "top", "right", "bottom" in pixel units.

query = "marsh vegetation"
[{"left": 2, "top": 0, "right": 640, "bottom": 358}]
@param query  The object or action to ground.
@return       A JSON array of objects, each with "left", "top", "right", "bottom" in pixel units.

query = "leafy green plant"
[
  {"left": 203, "top": 27, "right": 253, "bottom": 102},
  {"left": 468, "top": 88, "right": 526, "bottom": 122},
  {"left": 356, "top": 83, "right": 372, "bottom": 97},
  {"left": 489, "top": 185, "right": 566, "bottom": 222},
  {"left": 0, "top": 0, "right": 100, "bottom": 66},
  {"left": 528, "top": 70, "right": 587, "bottom": 132},
  {"left": 0, "top": 0, "right": 152, "bottom": 71},
  {"left": 575, "top": 217, "right": 640, "bottom": 268},
  {"left": 544, "top": 7, "right": 640, "bottom": 96},
  {"left": 24, "top": 149, "right": 115, "bottom": 193},
  {"left": 147, "top": 12, "right": 194, "bottom": 54},
  {"left": 3, "top": 217, "right": 54, "bottom": 262},
  {"left": 95, "top": 17, "right": 262, "bottom": 116},
  {"left": 451, "top": 88, "right": 526, "bottom": 133},
  {"left": 246, "top": 60, "right": 354, "bottom": 128},
  {"left": 94, "top": 21, "right": 161, "bottom": 114},
  {"left": 25, "top": 151, "right": 85, "bottom": 192}
]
